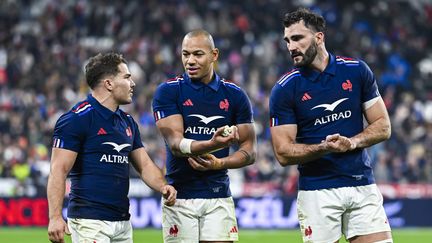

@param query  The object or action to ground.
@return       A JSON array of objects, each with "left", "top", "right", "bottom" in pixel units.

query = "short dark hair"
[
  {"left": 283, "top": 8, "right": 326, "bottom": 33},
  {"left": 85, "top": 52, "right": 127, "bottom": 89}
]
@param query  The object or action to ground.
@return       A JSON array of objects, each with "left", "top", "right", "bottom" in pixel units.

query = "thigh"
[
  {"left": 162, "top": 199, "right": 200, "bottom": 243},
  {"left": 112, "top": 221, "right": 133, "bottom": 243},
  {"left": 200, "top": 197, "right": 238, "bottom": 242},
  {"left": 343, "top": 184, "right": 391, "bottom": 240},
  {"left": 67, "top": 218, "right": 111, "bottom": 243},
  {"left": 297, "top": 189, "right": 345, "bottom": 243}
]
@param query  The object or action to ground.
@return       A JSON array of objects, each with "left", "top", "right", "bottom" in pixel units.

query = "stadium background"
[{"left": 0, "top": 0, "right": 431, "bottom": 242}]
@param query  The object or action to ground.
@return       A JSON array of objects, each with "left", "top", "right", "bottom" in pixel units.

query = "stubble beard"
[{"left": 293, "top": 41, "right": 318, "bottom": 68}]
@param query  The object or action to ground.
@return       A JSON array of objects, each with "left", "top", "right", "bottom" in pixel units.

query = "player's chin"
[{"left": 120, "top": 98, "right": 133, "bottom": 105}]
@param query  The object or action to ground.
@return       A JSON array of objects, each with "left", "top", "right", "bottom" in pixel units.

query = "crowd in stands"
[{"left": 0, "top": 0, "right": 431, "bottom": 197}]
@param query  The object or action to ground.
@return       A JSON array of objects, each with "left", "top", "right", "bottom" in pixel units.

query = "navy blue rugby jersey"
[
  {"left": 52, "top": 94, "right": 143, "bottom": 221},
  {"left": 152, "top": 73, "right": 253, "bottom": 199},
  {"left": 269, "top": 53, "right": 381, "bottom": 190}
]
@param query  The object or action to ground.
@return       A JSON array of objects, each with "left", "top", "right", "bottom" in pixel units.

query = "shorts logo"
[
  {"left": 169, "top": 225, "right": 179, "bottom": 237},
  {"left": 305, "top": 225, "right": 312, "bottom": 238},
  {"left": 229, "top": 226, "right": 238, "bottom": 233},
  {"left": 219, "top": 99, "right": 229, "bottom": 111}
]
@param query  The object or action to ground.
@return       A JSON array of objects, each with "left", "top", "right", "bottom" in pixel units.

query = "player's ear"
[
  {"left": 315, "top": 32, "right": 324, "bottom": 45},
  {"left": 212, "top": 48, "right": 219, "bottom": 62},
  {"left": 103, "top": 78, "right": 114, "bottom": 91}
]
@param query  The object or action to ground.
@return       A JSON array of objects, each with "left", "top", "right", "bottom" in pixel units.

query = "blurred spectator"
[{"left": 0, "top": 0, "right": 431, "bottom": 196}]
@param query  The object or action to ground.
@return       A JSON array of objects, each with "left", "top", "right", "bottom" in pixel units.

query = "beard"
[{"left": 292, "top": 41, "right": 318, "bottom": 67}]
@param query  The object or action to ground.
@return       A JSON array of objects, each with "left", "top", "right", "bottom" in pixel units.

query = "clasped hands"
[
  {"left": 188, "top": 125, "right": 239, "bottom": 171},
  {"left": 322, "top": 133, "right": 357, "bottom": 152}
]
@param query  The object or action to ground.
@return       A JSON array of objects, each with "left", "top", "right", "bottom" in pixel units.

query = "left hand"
[
  {"left": 161, "top": 184, "right": 177, "bottom": 206},
  {"left": 324, "top": 133, "right": 356, "bottom": 152},
  {"left": 188, "top": 153, "right": 225, "bottom": 171}
]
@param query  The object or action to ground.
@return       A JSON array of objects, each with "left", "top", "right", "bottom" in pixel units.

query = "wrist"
[
  {"left": 215, "top": 157, "right": 226, "bottom": 170},
  {"left": 49, "top": 214, "right": 63, "bottom": 220},
  {"left": 350, "top": 137, "right": 359, "bottom": 150},
  {"left": 179, "top": 138, "right": 195, "bottom": 154}
]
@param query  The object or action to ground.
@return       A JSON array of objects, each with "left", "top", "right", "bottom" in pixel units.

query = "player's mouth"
[
  {"left": 187, "top": 68, "right": 199, "bottom": 75},
  {"left": 291, "top": 52, "right": 302, "bottom": 59}
]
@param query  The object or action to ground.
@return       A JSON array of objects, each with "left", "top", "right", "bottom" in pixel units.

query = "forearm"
[
  {"left": 275, "top": 142, "right": 328, "bottom": 166},
  {"left": 47, "top": 172, "right": 66, "bottom": 220},
  {"left": 169, "top": 135, "right": 230, "bottom": 157},
  {"left": 221, "top": 148, "right": 256, "bottom": 169},
  {"left": 139, "top": 163, "right": 168, "bottom": 193},
  {"left": 351, "top": 117, "right": 391, "bottom": 149}
]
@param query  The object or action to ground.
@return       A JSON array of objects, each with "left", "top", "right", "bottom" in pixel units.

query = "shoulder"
[
  {"left": 336, "top": 56, "right": 373, "bottom": 78},
  {"left": 155, "top": 75, "right": 184, "bottom": 95},
  {"left": 220, "top": 78, "right": 242, "bottom": 91},
  {"left": 61, "top": 100, "right": 93, "bottom": 122},
  {"left": 159, "top": 75, "right": 183, "bottom": 88},
  {"left": 274, "top": 68, "right": 300, "bottom": 88},
  {"left": 335, "top": 55, "right": 361, "bottom": 67},
  {"left": 55, "top": 100, "right": 93, "bottom": 132},
  {"left": 119, "top": 110, "right": 137, "bottom": 124}
]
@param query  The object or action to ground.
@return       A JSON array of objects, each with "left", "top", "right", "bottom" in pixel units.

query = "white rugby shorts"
[
  {"left": 162, "top": 197, "right": 238, "bottom": 243},
  {"left": 67, "top": 218, "right": 133, "bottom": 243},
  {"left": 296, "top": 184, "right": 391, "bottom": 243}
]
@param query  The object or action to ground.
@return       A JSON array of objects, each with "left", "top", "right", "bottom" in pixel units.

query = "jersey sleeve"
[
  {"left": 234, "top": 89, "right": 254, "bottom": 124},
  {"left": 130, "top": 116, "right": 144, "bottom": 150},
  {"left": 359, "top": 60, "right": 380, "bottom": 103},
  {"left": 52, "top": 112, "right": 86, "bottom": 152},
  {"left": 269, "top": 83, "right": 296, "bottom": 126},
  {"left": 152, "top": 82, "right": 180, "bottom": 122}
]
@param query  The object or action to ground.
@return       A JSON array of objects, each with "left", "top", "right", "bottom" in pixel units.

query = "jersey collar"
[
  {"left": 87, "top": 94, "right": 120, "bottom": 120},
  {"left": 183, "top": 72, "right": 221, "bottom": 91},
  {"left": 299, "top": 52, "right": 337, "bottom": 82}
]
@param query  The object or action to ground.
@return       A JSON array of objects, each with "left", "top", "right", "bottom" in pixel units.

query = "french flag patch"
[
  {"left": 270, "top": 117, "right": 278, "bottom": 127},
  {"left": 153, "top": 111, "right": 165, "bottom": 121},
  {"left": 53, "top": 138, "right": 64, "bottom": 148}
]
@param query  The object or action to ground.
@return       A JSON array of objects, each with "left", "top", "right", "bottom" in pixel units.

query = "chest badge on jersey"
[
  {"left": 126, "top": 127, "right": 132, "bottom": 137},
  {"left": 342, "top": 80, "right": 352, "bottom": 92},
  {"left": 219, "top": 99, "right": 229, "bottom": 111},
  {"left": 97, "top": 128, "right": 107, "bottom": 135},
  {"left": 183, "top": 99, "right": 194, "bottom": 106},
  {"left": 301, "top": 92, "right": 312, "bottom": 101}
]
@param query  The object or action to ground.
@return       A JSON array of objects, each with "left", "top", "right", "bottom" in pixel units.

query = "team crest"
[{"left": 126, "top": 127, "right": 132, "bottom": 137}]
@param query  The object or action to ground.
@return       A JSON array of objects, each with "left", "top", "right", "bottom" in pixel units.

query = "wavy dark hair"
[
  {"left": 85, "top": 52, "right": 127, "bottom": 89},
  {"left": 283, "top": 8, "right": 326, "bottom": 33}
]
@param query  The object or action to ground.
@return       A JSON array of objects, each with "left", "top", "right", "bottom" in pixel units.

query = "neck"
[
  {"left": 200, "top": 69, "right": 214, "bottom": 84},
  {"left": 310, "top": 47, "right": 329, "bottom": 72},
  {"left": 92, "top": 91, "right": 118, "bottom": 112}
]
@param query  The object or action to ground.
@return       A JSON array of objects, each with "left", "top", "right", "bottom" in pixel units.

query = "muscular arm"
[
  {"left": 47, "top": 148, "right": 76, "bottom": 242},
  {"left": 187, "top": 123, "right": 256, "bottom": 170},
  {"left": 130, "top": 148, "right": 176, "bottom": 205},
  {"left": 156, "top": 114, "right": 236, "bottom": 157},
  {"left": 270, "top": 124, "right": 328, "bottom": 166},
  {"left": 218, "top": 123, "right": 256, "bottom": 168},
  {"left": 130, "top": 148, "right": 169, "bottom": 191},
  {"left": 270, "top": 98, "right": 391, "bottom": 167},
  {"left": 350, "top": 97, "right": 391, "bottom": 149}
]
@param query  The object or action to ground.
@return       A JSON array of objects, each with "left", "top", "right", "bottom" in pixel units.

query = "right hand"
[
  {"left": 322, "top": 133, "right": 356, "bottom": 153},
  {"left": 210, "top": 125, "right": 239, "bottom": 148},
  {"left": 48, "top": 217, "right": 71, "bottom": 243},
  {"left": 188, "top": 153, "right": 225, "bottom": 171}
]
